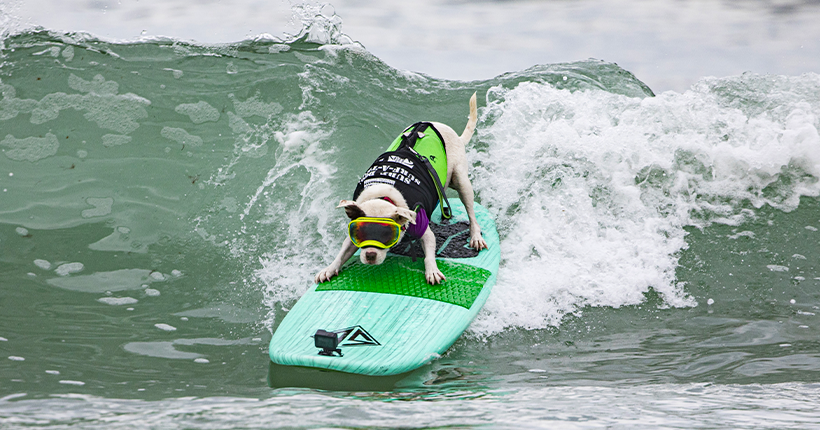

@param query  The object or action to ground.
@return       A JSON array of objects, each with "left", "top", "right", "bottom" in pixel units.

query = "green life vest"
[
  {"left": 386, "top": 123, "right": 448, "bottom": 187},
  {"left": 386, "top": 122, "right": 451, "bottom": 218}
]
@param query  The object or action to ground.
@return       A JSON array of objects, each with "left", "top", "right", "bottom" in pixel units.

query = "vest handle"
[{"left": 401, "top": 123, "right": 453, "bottom": 219}]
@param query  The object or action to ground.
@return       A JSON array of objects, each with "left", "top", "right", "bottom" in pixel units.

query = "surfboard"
[{"left": 268, "top": 200, "right": 499, "bottom": 381}]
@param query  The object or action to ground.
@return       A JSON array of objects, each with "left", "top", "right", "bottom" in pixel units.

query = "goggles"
[{"left": 348, "top": 217, "right": 403, "bottom": 249}]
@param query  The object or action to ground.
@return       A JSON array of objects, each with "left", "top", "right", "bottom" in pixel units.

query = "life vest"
[
  {"left": 353, "top": 122, "right": 452, "bottom": 219},
  {"left": 385, "top": 123, "right": 448, "bottom": 187}
]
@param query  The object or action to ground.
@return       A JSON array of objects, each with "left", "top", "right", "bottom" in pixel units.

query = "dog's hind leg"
[
  {"left": 451, "top": 92, "right": 487, "bottom": 250},
  {"left": 450, "top": 162, "right": 487, "bottom": 250}
]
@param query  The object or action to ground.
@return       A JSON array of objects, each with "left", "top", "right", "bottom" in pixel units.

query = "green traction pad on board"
[{"left": 315, "top": 256, "right": 491, "bottom": 309}]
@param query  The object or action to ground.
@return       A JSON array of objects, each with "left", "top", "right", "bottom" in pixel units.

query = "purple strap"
[{"left": 405, "top": 207, "right": 429, "bottom": 239}]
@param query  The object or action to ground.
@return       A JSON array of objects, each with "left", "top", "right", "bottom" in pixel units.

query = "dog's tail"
[{"left": 460, "top": 92, "right": 478, "bottom": 143}]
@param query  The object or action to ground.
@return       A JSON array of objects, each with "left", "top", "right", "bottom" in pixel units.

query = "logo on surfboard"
[{"left": 333, "top": 325, "right": 381, "bottom": 347}]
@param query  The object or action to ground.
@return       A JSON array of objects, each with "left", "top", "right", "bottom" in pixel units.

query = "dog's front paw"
[
  {"left": 426, "top": 269, "right": 446, "bottom": 285},
  {"left": 424, "top": 263, "right": 446, "bottom": 285},
  {"left": 470, "top": 233, "right": 488, "bottom": 251},
  {"left": 315, "top": 265, "right": 340, "bottom": 283}
]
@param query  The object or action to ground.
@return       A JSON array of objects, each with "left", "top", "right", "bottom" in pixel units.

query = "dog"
[{"left": 315, "top": 93, "right": 487, "bottom": 285}]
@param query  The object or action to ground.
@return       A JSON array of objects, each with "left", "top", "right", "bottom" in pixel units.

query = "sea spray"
[{"left": 468, "top": 74, "right": 820, "bottom": 334}]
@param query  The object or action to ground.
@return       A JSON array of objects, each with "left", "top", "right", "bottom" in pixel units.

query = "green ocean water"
[{"left": 2, "top": 17, "right": 820, "bottom": 429}]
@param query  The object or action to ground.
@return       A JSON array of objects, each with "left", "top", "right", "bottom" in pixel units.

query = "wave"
[
  {"left": 468, "top": 74, "right": 820, "bottom": 334},
  {"left": 1, "top": 8, "right": 818, "bottom": 338}
]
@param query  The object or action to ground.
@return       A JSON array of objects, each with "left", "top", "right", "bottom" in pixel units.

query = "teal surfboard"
[{"left": 268, "top": 200, "right": 499, "bottom": 379}]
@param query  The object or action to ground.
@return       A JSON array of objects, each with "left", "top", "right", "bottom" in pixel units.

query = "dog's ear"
[
  {"left": 394, "top": 207, "right": 417, "bottom": 225},
  {"left": 337, "top": 200, "right": 365, "bottom": 220}
]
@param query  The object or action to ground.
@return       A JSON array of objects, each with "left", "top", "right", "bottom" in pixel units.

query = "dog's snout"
[{"left": 364, "top": 249, "right": 378, "bottom": 263}]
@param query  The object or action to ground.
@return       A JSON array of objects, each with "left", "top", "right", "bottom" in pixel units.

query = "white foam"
[
  {"left": 244, "top": 112, "right": 337, "bottom": 307},
  {"left": 98, "top": 297, "right": 138, "bottom": 306},
  {"left": 102, "top": 134, "right": 132, "bottom": 147},
  {"left": 15, "top": 227, "right": 28, "bottom": 236},
  {"left": 58, "top": 380, "right": 85, "bottom": 386},
  {"left": 161, "top": 127, "right": 203, "bottom": 148},
  {"left": 194, "top": 358, "right": 210, "bottom": 364},
  {"left": 8, "top": 356, "right": 24, "bottom": 361},
  {"left": 68, "top": 74, "right": 118, "bottom": 95},
  {"left": 54, "top": 262, "right": 84, "bottom": 276},
  {"left": 154, "top": 323, "right": 176, "bottom": 331},
  {"left": 61, "top": 46, "right": 74, "bottom": 61},
  {"left": 0, "top": 133, "right": 59, "bottom": 162},
  {"left": 767, "top": 265, "right": 789, "bottom": 272},
  {"left": 34, "top": 259, "right": 51, "bottom": 270},
  {"left": 164, "top": 68, "right": 184, "bottom": 79},
  {"left": 230, "top": 93, "right": 284, "bottom": 119},
  {"left": 728, "top": 231, "right": 755, "bottom": 239},
  {"left": 465, "top": 76, "right": 820, "bottom": 334},
  {"left": 47, "top": 268, "right": 156, "bottom": 293},
  {"left": 88, "top": 226, "right": 146, "bottom": 253},
  {"left": 124, "top": 341, "right": 201, "bottom": 359},
  {"left": 6, "top": 74, "right": 152, "bottom": 135},
  {"left": 175, "top": 101, "right": 220, "bottom": 124},
  {"left": 81, "top": 197, "right": 113, "bottom": 218},
  {"left": 269, "top": 44, "right": 290, "bottom": 53},
  {"left": 144, "top": 289, "right": 160, "bottom": 297},
  {"left": 193, "top": 106, "right": 338, "bottom": 320}
]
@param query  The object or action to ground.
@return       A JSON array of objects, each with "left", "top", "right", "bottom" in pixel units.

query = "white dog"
[{"left": 315, "top": 93, "right": 487, "bottom": 285}]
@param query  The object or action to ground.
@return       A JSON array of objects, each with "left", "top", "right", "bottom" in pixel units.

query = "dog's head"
[{"left": 338, "top": 199, "right": 416, "bottom": 265}]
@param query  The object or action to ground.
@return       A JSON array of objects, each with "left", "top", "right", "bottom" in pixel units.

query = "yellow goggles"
[{"left": 348, "top": 217, "right": 402, "bottom": 249}]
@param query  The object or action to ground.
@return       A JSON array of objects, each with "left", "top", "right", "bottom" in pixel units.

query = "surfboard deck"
[{"left": 268, "top": 200, "right": 499, "bottom": 379}]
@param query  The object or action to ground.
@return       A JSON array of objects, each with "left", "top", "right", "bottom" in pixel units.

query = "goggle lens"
[{"left": 348, "top": 217, "right": 401, "bottom": 249}]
